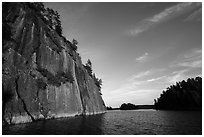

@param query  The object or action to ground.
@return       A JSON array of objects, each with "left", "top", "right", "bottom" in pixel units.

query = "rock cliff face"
[{"left": 2, "top": 3, "right": 106, "bottom": 125}]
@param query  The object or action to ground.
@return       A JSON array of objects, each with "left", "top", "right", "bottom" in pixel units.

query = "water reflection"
[
  {"left": 78, "top": 114, "right": 104, "bottom": 134},
  {"left": 3, "top": 110, "right": 202, "bottom": 135},
  {"left": 3, "top": 114, "right": 105, "bottom": 135}
]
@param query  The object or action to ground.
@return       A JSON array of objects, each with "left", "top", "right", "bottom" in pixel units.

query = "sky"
[{"left": 44, "top": 2, "right": 202, "bottom": 108}]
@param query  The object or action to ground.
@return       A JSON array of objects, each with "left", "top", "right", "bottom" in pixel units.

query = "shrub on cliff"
[
  {"left": 56, "top": 71, "right": 74, "bottom": 84},
  {"left": 29, "top": 2, "right": 79, "bottom": 52},
  {"left": 37, "top": 67, "right": 74, "bottom": 87},
  {"left": 71, "top": 39, "right": 78, "bottom": 51},
  {"left": 84, "top": 59, "right": 103, "bottom": 93},
  {"left": 85, "top": 59, "right": 93, "bottom": 76},
  {"left": 92, "top": 73, "right": 102, "bottom": 93},
  {"left": 44, "top": 8, "right": 62, "bottom": 36},
  {"left": 154, "top": 77, "right": 202, "bottom": 110}
]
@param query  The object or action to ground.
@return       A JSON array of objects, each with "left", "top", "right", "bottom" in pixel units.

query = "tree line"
[{"left": 154, "top": 77, "right": 202, "bottom": 110}]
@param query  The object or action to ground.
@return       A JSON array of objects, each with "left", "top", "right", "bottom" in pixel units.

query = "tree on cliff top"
[
  {"left": 71, "top": 38, "right": 78, "bottom": 51},
  {"left": 85, "top": 59, "right": 93, "bottom": 76},
  {"left": 29, "top": 2, "right": 80, "bottom": 51},
  {"left": 93, "top": 74, "right": 102, "bottom": 93},
  {"left": 28, "top": 3, "right": 62, "bottom": 36},
  {"left": 84, "top": 59, "right": 103, "bottom": 93},
  {"left": 72, "top": 39, "right": 78, "bottom": 45},
  {"left": 44, "top": 7, "right": 62, "bottom": 36},
  {"left": 29, "top": 2, "right": 45, "bottom": 13}
]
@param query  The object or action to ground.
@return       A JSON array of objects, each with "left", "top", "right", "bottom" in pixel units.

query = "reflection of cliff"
[
  {"left": 2, "top": 3, "right": 106, "bottom": 125},
  {"left": 154, "top": 77, "right": 202, "bottom": 110},
  {"left": 3, "top": 114, "right": 105, "bottom": 135}
]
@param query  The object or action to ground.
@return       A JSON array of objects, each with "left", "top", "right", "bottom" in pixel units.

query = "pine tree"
[{"left": 85, "top": 59, "right": 92, "bottom": 76}]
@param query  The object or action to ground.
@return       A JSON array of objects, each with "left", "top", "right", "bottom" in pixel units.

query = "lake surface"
[{"left": 3, "top": 110, "right": 202, "bottom": 135}]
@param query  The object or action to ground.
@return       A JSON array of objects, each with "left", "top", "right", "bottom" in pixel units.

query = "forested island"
[{"left": 107, "top": 104, "right": 154, "bottom": 110}]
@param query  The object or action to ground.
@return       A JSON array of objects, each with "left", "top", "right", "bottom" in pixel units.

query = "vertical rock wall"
[{"left": 2, "top": 3, "right": 106, "bottom": 125}]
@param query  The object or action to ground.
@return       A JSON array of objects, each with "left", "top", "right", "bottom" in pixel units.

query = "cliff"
[{"left": 2, "top": 3, "right": 106, "bottom": 125}]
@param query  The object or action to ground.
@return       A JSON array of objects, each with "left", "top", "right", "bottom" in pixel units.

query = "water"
[{"left": 3, "top": 110, "right": 202, "bottom": 135}]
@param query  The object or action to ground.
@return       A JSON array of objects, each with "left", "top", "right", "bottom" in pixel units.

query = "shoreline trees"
[{"left": 154, "top": 77, "right": 202, "bottom": 110}]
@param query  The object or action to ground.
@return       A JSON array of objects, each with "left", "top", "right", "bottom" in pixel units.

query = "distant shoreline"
[
  {"left": 107, "top": 105, "right": 202, "bottom": 111},
  {"left": 107, "top": 105, "right": 155, "bottom": 110}
]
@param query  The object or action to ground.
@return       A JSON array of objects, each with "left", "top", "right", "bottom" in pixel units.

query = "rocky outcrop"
[{"left": 2, "top": 3, "right": 106, "bottom": 125}]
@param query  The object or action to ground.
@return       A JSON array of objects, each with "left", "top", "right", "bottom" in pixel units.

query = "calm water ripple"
[{"left": 3, "top": 110, "right": 202, "bottom": 135}]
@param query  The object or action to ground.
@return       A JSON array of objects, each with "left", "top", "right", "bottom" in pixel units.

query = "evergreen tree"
[
  {"left": 53, "top": 11, "right": 62, "bottom": 36},
  {"left": 85, "top": 59, "right": 92, "bottom": 76},
  {"left": 154, "top": 77, "right": 202, "bottom": 110},
  {"left": 72, "top": 38, "right": 78, "bottom": 45}
]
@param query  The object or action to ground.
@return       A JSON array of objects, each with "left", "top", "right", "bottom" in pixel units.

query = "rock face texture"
[{"left": 2, "top": 3, "right": 106, "bottom": 125}]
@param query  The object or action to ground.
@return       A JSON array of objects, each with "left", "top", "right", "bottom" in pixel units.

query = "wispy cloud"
[
  {"left": 129, "top": 2, "right": 201, "bottom": 36},
  {"left": 105, "top": 49, "right": 201, "bottom": 106},
  {"left": 146, "top": 2, "right": 195, "bottom": 23},
  {"left": 104, "top": 64, "right": 200, "bottom": 106},
  {"left": 166, "top": 48, "right": 202, "bottom": 84},
  {"left": 128, "top": 70, "right": 150, "bottom": 81},
  {"left": 171, "top": 48, "right": 202, "bottom": 68},
  {"left": 147, "top": 75, "right": 167, "bottom": 82},
  {"left": 129, "top": 68, "right": 166, "bottom": 81},
  {"left": 166, "top": 69, "right": 188, "bottom": 84},
  {"left": 184, "top": 7, "right": 202, "bottom": 22},
  {"left": 104, "top": 68, "right": 167, "bottom": 106},
  {"left": 136, "top": 52, "right": 149, "bottom": 62},
  {"left": 104, "top": 89, "right": 158, "bottom": 107}
]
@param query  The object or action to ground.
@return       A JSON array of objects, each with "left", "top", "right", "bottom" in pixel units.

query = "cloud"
[
  {"left": 166, "top": 48, "right": 202, "bottom": 85},
  {"left": 128, "top": 70, "right": 150, "bottom": 81},
  {"left": 104, "top": 66, "right": 195, "bottom": 106},
  {"left": 129, "top": 22, "right": 152, "bottom": 36},
  {"left": 104, "top": 68, "right": 167, "bottom": 106},
  {"left": 178, "top": 60, "right": 202, "bottom": 68},
  {"left": 129, "top": 68, "right": 166, "bottom": 81},
  {"left": 171, "top": 48, "right": 202, "bottom": 68},
  {"left": 136, "top": 52, "right": 149, "bottom": 62},
  {"left": 166, "top": 69, "right": 188, "bottom": 84},
  {"left": 166, "top": 48, "right": 202, "bottom": 84},
  {"left": 147, "top": 75, "right": 167, "bottom": 82},
  {"left": 104, "top": 89, "right": 158, "bottom": 107},
  {"left": 184, "top": 7, "right": 202, "bottom": 21},
  {"left": 146, "top": 2, "right": 196, "bottom": 23},
  {"left": 110, "top": 70, "right": 154, "bottom": 95},
  {"left": 129, "top": 2, "right": 201, "bottom": 36}
]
